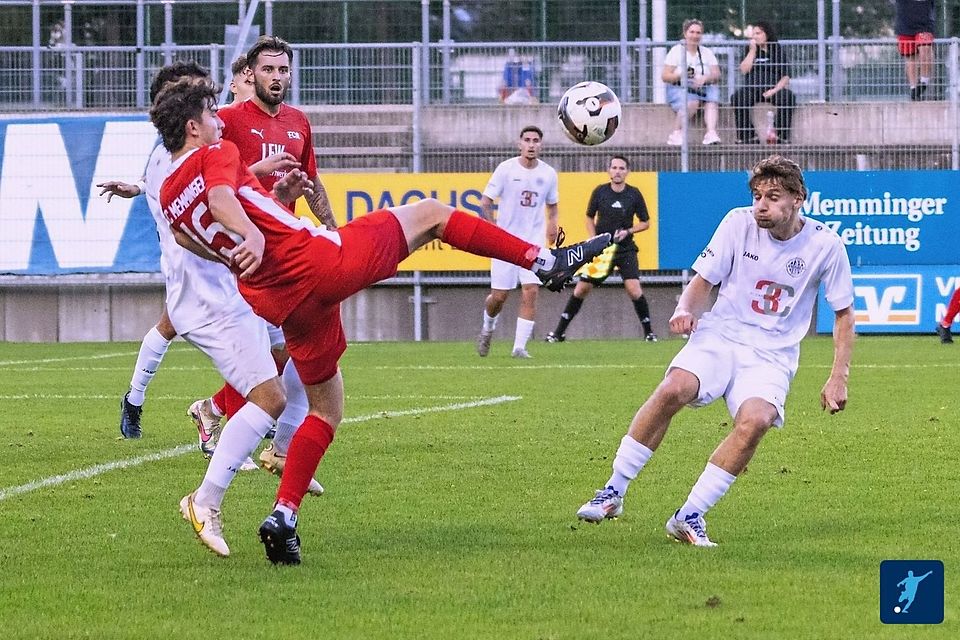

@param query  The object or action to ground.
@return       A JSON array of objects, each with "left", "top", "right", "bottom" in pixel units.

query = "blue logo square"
[{"left": 880, "top": 560, "right": 944, "bottom": 624}]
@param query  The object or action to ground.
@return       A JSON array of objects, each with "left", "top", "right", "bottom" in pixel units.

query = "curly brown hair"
[
  {"left": 749, "top": 155, "right": 807, "bottom": 199},
  {"left": 149, "top": 77, "right": 219, "bottom": 153}
]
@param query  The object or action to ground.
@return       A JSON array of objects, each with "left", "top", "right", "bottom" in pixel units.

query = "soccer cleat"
[
  {"left": 576, "top": 487, "right": 623, "bottom": 523},
  {"left": 511, "top": 348, "right": 532, "bottom": 359},
  {"left": 259, "top": 509, "right": 301, "bottom": 565},
  {"left": 666, "top": 510, "right": 717, "bottom": 547},
  {"left": 476, "top": 330, "right": 493, "bottom": 357},
  {"left": 188, "top": 398, "right": 222, "bottom": 457},
  {"left": 538, "top": 233, "right": 613, "bottom": 292},
  {"left": 239, "top": 456, "right": 259, "bottom": 472},
  {"left": 259, "top": 444, "right": 325, "bottom": 496},
  {"left": 645, "top": 333, "right": 659, "bottom": 343},
  {"left": 544, "top": 332, "right": 565, "bottom": 343},
  {"left": 119, "top": 392, "right": 143, "bottom": 439},
  {"left": 179, "top": 493, "right": 229, "bottom": 557},
  {"left": 936, "top": 323, "right": 953, "bottom": 344}
]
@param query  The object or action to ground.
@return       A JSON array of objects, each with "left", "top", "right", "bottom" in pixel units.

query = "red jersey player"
[
  {"left": 152, "top": 77, "right": 612, "bottom": 565},
  {"left": 219, "top": 35, "right": 336, "bottom": 230}
]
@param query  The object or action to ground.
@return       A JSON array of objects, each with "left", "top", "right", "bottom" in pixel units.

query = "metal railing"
[{"left": 3, "top": 38, "right": 958, "bottom": 111}]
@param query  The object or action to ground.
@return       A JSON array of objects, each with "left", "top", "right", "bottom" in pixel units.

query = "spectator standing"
[
  {"left": 896, "top": 0, "right": 936, "bottom": 101},
  {"left": 499, "top": 48, "right": 537, "bottom": 105},
  {"left": 731, "top": 21, "right": 796, "bottom": 144},
  {"left": 662, "top": 19, "right": 722, "bottom": 146}
]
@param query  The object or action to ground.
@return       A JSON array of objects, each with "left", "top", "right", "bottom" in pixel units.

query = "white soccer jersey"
[
  {"left": 143, "top": 143, "right": 247, "bottom": 334},
  {"left": 693, "top": 207, "right": 854, "bottom": 350},
  {"left": 483, "top": 157, "right": 559, "bottom": 244}
]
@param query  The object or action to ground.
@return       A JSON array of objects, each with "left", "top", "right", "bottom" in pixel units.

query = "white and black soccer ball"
[{"left": 557, "top": 81, "right": 621, "bottom": 146}]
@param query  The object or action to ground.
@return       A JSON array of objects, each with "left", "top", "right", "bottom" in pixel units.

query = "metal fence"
[{"left": 4, "top": 37, "right": 960, "bottom": 111}]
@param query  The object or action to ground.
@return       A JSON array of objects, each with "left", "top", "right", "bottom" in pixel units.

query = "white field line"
[
  {"left": 0, "top": 393, "right": 488, "bottom": 401},
  {"left": 369, "top": 363, "right": 956, "bottom": 371},
  {"left": 0, "top": 347, "right": 191, "bottom": 368},
  {"left": 0, "top": 395, "right": 521, "bottom": 502}
]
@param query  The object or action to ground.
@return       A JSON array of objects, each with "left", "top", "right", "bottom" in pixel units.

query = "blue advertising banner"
[
  {"left": 816, "top": 264, "right": 960, "bottom": 334},
  {"left": 657, "top": 170, "right": 960, "bottom": 270},
  {"left": 0, "top": 115, "right": 160, "bottom": 274}
]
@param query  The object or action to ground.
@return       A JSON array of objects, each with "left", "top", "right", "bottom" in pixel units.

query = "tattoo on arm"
[{"left": 309, "top": 176, "right": 337, "bottom": 229}]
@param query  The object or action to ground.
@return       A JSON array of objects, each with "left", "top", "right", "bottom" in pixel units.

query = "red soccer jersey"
[
  {"left": 159, "top": 140, "right": 340, "bottom": 326},
  {"left": 219, "top": 99, "right": 317, "bottom": 193}
]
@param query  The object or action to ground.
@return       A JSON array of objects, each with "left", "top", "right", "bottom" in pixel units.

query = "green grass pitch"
[{"left": 0, "top": 336, "right": 956, "bottom": 638}]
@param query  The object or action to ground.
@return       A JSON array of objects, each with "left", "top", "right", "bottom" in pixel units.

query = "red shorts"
[
  {"left": 282, "top": 210, "right": 409, "bottom": 385},
  {"left": 898, "top": 32, "right": 934, "bottom": 56}
]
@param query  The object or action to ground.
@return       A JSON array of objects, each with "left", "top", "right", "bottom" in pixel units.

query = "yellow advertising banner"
[{"left": 295, "top": 172, "right": 659, "bottom": 271}]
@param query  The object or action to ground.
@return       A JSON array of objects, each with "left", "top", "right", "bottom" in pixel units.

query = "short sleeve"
[
  {"left": 483, "top": 162, "right": 507, "bottom": 199},
  {"left": 202, "top": 140, "right": 243, "bottom": 191},
  {"left": 692, "top": 208, "right": 742, "bottom": 285},
  {"left": 546, "top": 169, "right": 559, "bottom": 205},
  {"left": 585, "top": 185, "right": 601, "bottom": 217},
  {"left": 631, "top": 187, "right": 649, "bottom": 222},
  {"left": 299, "top": 113, "right": 318, "bottom": 179},
  {"left": 702, "top": 46, "right": 720, "bottom": 67},
  {"left": 820, "top": 240, "right": 855, "bottom": 311},
  {"left": 663, "top": 45, "right": 681, "bottom": 67}
]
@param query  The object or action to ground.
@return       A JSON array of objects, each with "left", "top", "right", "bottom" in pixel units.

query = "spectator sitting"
[
  {"left": 662, "top": 19, "right": 722, "bottom": 146},
  {"left": 500, "top": 48, "right": 538, "bottom": 105},
  {"left": 731, "top": 21, "right": 796, "bottom": 144}
]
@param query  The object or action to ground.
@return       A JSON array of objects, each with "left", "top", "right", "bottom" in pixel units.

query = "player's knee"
[
  {"left": 156, "top": 314, "right": 177, "bottom": 340},
  {"left": 655, "top": 375, "right": 697, "bottom": 410},
  {"left": 250, "top": 379, "right": 287, "bottom": 419},
  {"left": 732, "top": 412, "right": 773, "bottom": 444},
  {"left": 416, "top": 197, "right": 452, "bottom": 224}
]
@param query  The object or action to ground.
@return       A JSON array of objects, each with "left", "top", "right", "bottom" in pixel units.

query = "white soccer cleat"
[
  {"left": 476, "top": 330, "right": 493, "bottom": 357},
  {"left": 511, "top": 347, "right": 532, "bottom": 359},
  {"left": 259, "top": 444, "right": 324, "bottom": 496},
  {"left": 665, "top": 510, "right": 717, "bottom": 547},
  {"left": 239, "top": 456, "right": 259, "bottom": 472},
  {"left": 179, "top": 493, "right": 229, "bottom": 557},
  {"left": 188, "top": 398, "right": 222, "bottom": 457},
  {"left": 576, "top": 487, "right": 623, "bottom": 523}
]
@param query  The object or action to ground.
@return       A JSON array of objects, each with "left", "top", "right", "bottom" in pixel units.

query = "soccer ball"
[{"left": 557, "top": 81, "right": 621, "bottom": 146}]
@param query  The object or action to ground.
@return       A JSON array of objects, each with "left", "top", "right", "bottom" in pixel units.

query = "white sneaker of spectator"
[
  {"left": 702, "top": 131, "right": 721, "bottom": 145},
  {"left": 666, "top": 130, "right": 683, "bottom": 146}
]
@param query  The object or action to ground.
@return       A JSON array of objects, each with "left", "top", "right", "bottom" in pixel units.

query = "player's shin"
[
  {"left": 607, "top": 434, "right": 654, "bottom": 496},
  {"left": 440, "top": 210, "right": 549, "bottom": 271},
  {"left": 195, "top": 402, "right": 275, "bottom": 508},
  {"left": 275, "top": 415, "right": 335, "bottom": 510}
]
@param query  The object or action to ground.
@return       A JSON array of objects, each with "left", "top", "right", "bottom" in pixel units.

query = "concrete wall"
[{"left": 0, "top": 281, "right": 687, "bottom": 344}]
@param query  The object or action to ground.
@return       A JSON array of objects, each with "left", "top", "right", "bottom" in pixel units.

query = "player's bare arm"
[
  {"left": 669, "top": 274, "right": 714, "bottom": 335},
  {"left": 305, "top": 175, "right": 337, "bottom": 229},
  {"left": 172, "top": 227, "right": 219, "bottom": 261},
  {"left": 479, "top": 195, "right": 496, "bottom": 223},
  {"left": 545, "top": 202, "right": 559, "bottom": 245},
  {"left": 249, "top": 152, "right": 300, "bottom": 179},
  {"left": 97, "top": 179, "right": 143, "bottom": 202},
  {"left": 271, "top": 169, "right": 314, "bottom": 204},
  {"left": 208, "top": 185, "right": 265, "bottom": 279},
  {"left": 821, "top": 305, "right": 855, "bottom": 414}
]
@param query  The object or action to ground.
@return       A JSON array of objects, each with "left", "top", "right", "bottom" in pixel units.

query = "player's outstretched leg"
[
  {"left": 120, "top": 316, "right": 175, "bottom": 438},
  {"left": 536, "top": 234, "right": 613, "bottom": 292}
]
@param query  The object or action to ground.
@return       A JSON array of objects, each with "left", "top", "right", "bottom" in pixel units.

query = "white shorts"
[
  {"left": 490, "top": 258, "right": 541, "bottom": 290},
  {"left": 181, "top": 308, "right": 277, "bottom": 398},
  {"left": 266, "top": 321, "right": 285, "bottom": 349},
  {"left": 668, "top": 326, "right": 797, "bottom": 427}
]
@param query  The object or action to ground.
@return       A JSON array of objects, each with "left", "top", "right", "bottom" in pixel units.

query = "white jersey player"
[
  {"left": 96, "top": 62, "right": 319, "bottom": 558},
  {"left": 475, "top": 125, "right": 560, "bottom": 359},
  {"left": 576, "top": 155, "right": 855, "bottom": 547}
]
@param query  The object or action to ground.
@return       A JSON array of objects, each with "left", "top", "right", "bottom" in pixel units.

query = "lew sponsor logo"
[{"left": 853, "top": 274, "right": 921, "bottom": 325}]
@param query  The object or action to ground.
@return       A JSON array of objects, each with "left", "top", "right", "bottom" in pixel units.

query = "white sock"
[
  {"left": 514, "top": 318, "right": 535, "bottom": 351},
  {"left": 606, "top": 435, "right": 654, "bottom": 496},
  {"left": 275, "top": 503, "right": 298, "bottom": 527},
  {"left": 208, "top": 396, "right": 224, "bottom": 418},
  {"left": 532, "top": 247, "right": 556, "bottom": 273},
  {"left": 676, "top": 462, "right": 737, "bottom": 521},
  {"left": 195, "top": 402, "right": 274, "bottom": 509},
  {"left": 127, "top": 326, "right": 171, "bottom": 406},
  {"left": 920, "top": 76, "right": 930, "bottom": 85},
  {"left": 274, "top": 359, "right": 307, "bottom": 455},
  {"left": 482, "top": 310, "right": 499, "bottom": 333}
]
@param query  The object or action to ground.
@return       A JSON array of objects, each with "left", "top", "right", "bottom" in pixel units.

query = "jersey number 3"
[
  {"left": 751, "top": 280, "right": 795, "bottom": 317},
  {"left": 519, "top": 190, "right": 538, "bottom": 207}
]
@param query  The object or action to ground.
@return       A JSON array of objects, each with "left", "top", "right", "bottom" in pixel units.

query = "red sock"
[
  {"left": 276, "top": 415, "right": 335, "bottom": 509},
  {"left": 944, "top": 288, "right": 960, "bottom": 326},
  {"left": 441, "top": 210, "right": 539, "bottom": 269},
  {"left": 211, "top": 386, "right": 227, "bottom": 415},
  {"left": 223, "top": 383, "right": 246, "bottom": 417}
]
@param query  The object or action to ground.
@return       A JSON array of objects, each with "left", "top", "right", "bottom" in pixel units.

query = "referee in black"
[{"left": 546, "top": 155, "right": 657, "bottom": 342}]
